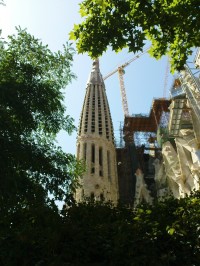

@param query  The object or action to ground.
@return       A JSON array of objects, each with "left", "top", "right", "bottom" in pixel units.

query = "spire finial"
[
  {"left": 92, "top": 58, "right": 99, "bottom": 71},
  {"left": 87, "top": 58, "right": 103, "bottom": 84}
]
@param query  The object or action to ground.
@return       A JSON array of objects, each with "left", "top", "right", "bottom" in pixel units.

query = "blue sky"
[{"left": 0, "top": 0, "right": 174, "bottom": 155}]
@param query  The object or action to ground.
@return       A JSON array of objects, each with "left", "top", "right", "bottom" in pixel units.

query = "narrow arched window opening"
[
  {"left": 77, "top": 143, "right": 80, "bottom": 160},
  {"left": 100, "top": 193, "right": 104, "bottom": 201},
  {"left": 91, "top": 144, "right": 95, "bottom": 174},
  {"left": 92, "top": 144, "right": 95, "bottom": 163},
  {"left": 99, "top": 147, "right": 103, "bottom": 176},
  {"left": 91, "top": 192, "right": 94, "bottom": 201},
  {"left": 99, "top": 147, "right": 103, "bottom": 166},
  {"left": 84, "top": 143, "right": 87, "bottom": 161}
]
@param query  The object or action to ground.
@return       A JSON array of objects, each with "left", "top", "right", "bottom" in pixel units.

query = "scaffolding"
[
  {"left": 116, "top": 48, "right": 200, "bottom": 204},
  {"left": 168, "top": 53, "right": 200, "bottom": 138},
  {"left": 116, "top": 98, "right": 171, "bottom": 188},
  {"left": 179, "top": 65, "right": 200, "bottom": 123},
  {"left": 123, "top": 98, "right": 171, "bottom": 149}
]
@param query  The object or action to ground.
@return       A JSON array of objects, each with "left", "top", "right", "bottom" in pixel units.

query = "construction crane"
[
  {"left": 103, "top": 47, "right": 150, "bottom": 117},
  {"left": 163, "top": 57, "right": 170, "bottom": 98}
]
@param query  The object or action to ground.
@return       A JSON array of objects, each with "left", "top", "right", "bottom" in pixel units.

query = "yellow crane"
[{"left": 103, "top": 47, "right": 150, "bottom": 117}]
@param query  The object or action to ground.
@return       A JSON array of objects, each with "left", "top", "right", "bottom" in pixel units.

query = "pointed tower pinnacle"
[
  {"left": 76, "top": 59, "right": 119, "bottom": 203},
  {"left": 87, "top": 59, "right": 104, "bottom": 84}
]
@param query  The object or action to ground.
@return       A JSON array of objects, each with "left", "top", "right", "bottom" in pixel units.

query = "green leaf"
[
  {"left": 69, "top": 31, "right": 76, "bottom": 41},
  {"left": 72, "top": 0, "right": 199, "bottom": 71},
  {"left": 79, "top": 7, "right": 87, "bottom": 17},
  {"left": 167, "top": 227, "right": 175, "bottom": 235}
]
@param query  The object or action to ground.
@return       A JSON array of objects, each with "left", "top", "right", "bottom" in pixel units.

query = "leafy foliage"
[
  {"left": 70, "top": 0, "right": 200, "bottom": 72},
  {"left": 0, "top": 27, "right": 83, "bottom": 213},
  {"left": 0, "top": 28, "right": 85, "bottom": 265},
  {"left": 1, "top": 192, "right": 200, "bottom": 265}
]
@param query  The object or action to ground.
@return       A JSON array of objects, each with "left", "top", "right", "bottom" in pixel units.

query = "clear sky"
[{"left": 0, "top": 0, "right": 174, "bottom": 155}]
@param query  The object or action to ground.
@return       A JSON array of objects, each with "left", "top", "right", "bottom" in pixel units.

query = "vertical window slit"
[
  {"left": 84, "top": 143, "right": 87, "bottom": 161},
  {"left": 91, "top": 144, "right": 95, "bottom": 173},
  {"left": 99, "top": 147, "right": 103, "bottom": 176}
]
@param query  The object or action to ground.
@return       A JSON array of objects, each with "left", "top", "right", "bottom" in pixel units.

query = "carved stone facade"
[{"left": 156, "top": 58, "right": 200, "bottom": 199}]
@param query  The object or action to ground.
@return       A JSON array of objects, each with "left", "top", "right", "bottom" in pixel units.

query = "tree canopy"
[
  {"left": 0, "top": 28, "right": 85, "bottom": 264},
  {"left": 0, "top": 28, "right": 83, "bottom": 212},
  {"left": 1, "top": 192, "right": 200, "bottom": 265},
  {"left": 70, "top": 0, "right": 200, "bottom": 72}
]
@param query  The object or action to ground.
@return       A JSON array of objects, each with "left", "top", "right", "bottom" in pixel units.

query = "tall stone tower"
[{"left": 76, "top": 59, "right": 119, "bottom": 203}]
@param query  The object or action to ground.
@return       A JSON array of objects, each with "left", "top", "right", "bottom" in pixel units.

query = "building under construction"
[
  {"left": 117, "top": 98, "right": 171, "bottom": 205},
  {"left": 75, "top": 48, "right": 200, "bottom": 206},
  {"left": 117, "top": 48, "right": 200, "bottom": 205}
]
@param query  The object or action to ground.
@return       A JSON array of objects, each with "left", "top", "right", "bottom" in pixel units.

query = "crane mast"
[
  {"left": 118, "top": 67, "right": 129, "bottom": 116},
  {"left": 103, "top": 47, "right": 149, "bottom": 117},
  {"left": 163, "top": 57, "right": 170, "bottom": 98}
]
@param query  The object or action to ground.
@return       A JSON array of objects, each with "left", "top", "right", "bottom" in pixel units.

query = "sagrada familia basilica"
[{"left": 75, "top": 49, "right": 200, "bottom": 206}]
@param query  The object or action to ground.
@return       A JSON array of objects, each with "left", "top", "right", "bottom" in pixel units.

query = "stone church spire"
[
  {"left": 87, "top": 59, "right": 104, "bottom": 84},
  {"left": 76, "top": 59, "right": 119, "bottom": 203}
]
